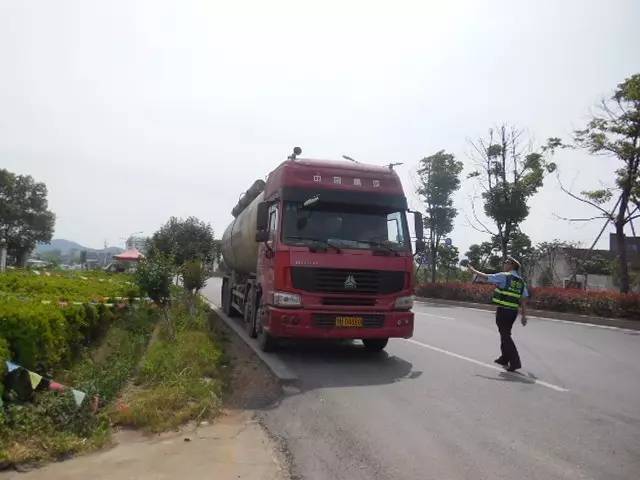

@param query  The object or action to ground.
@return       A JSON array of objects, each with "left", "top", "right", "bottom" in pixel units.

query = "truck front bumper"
[{"left": 264, "top": 307, "right": 414, "bottom": 339}]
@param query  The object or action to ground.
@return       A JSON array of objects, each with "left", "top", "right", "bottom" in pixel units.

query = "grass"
[
  {"left": 0, "top": 305, "right": 157, "bottom": 467},
  {"left": 110, "top": 295, "right": 227, "bottom": 432},
  {"left": 0, "top": 290, "right": 227, "bottom": 467}
]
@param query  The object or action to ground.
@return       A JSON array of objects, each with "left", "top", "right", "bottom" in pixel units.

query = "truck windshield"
[{"left": 282, "top": 201, "right": 410, "bottom": 251}]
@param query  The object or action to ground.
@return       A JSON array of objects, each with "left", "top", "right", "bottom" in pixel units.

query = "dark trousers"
[{"left": 495, "top": 307, "right": 521, "bottom": 367}]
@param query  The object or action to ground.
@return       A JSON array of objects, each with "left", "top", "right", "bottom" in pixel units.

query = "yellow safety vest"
[{"left": 492, "top": 274, "right": 525, "bottom": 310}]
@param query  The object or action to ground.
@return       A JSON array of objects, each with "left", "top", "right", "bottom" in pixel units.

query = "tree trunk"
[
  {"left": 17, "top": 248, "right": 29, "bottom": 267},
  {"left": 615, "top": 222, "right": 630, "bottom": 293},
  {"left": 429, "top": 236, "right": 438, "bottom": 283},
  {"left": 430, "top": 249, "right": 437, "bottom": 283}
]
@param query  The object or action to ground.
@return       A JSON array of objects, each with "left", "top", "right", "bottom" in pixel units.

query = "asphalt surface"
[{"left": 202, "top": 278, "right": 640, "bottom": 480}]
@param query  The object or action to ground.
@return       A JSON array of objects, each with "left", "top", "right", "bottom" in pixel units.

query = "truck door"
[{"left": 258, "top": 202, "right": 278, "bottom": 304}]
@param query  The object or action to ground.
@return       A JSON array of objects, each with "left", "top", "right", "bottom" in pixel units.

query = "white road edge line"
[
  {"left": 405, "top": 339, "right": 569, "bottom": 393},
  {"left": 415, "top": 301, "right": 637, "bottom": 333}
]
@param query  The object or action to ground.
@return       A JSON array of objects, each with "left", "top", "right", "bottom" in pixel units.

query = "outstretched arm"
[{"left": 467, "top": 264, "right": 490, "bottom": 280}]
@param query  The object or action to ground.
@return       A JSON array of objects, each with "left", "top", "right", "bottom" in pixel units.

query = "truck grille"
[
  {"left": 313, "top": 313, "right": 385, "bottom": 328},
  {"left": 291, "top": 268, "right": 404, "bottom": 295},
  {"left": 322, "top": 297, "right": 376, "bottom": 306}
]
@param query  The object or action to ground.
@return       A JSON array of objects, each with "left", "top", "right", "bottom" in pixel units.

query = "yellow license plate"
[{"left": 335, "top": 316, "right": 363, "bottom": 328}]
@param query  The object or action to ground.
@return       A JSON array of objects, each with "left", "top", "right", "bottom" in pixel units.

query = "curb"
[
  {"left": 415, "top": 297, "right": 640, "bottom": 331},
  {"left": 204, "top": 299, "right": 299, "bottom": 384}
]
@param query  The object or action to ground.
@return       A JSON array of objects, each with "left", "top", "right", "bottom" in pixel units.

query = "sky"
[{"left": 1, "top": 0, "right": 639, "bottom": 255}]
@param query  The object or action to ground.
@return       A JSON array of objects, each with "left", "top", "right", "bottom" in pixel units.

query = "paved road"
[{"left": 202, "top": 278, "right": 640, "bottom": 480}]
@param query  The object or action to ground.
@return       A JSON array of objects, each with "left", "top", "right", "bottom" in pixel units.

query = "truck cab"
[{"left": 221, "top": 153, "right": 424, "bottom": 352}]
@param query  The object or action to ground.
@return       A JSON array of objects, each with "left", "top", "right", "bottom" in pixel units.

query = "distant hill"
[{"left": 36, "top": 239, "right": 123, "bottom": 255}]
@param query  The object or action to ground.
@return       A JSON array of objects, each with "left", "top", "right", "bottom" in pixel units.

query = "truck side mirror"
[
  {"left": 255, "top": 202, "right": 269, "bottom": 242},
  {"left": 415, "top": 239, "right": 426, "bottom": 254}
]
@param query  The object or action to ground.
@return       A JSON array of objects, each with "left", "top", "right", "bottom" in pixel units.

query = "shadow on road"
[
  {"left": 474, "top": 371, "right": 538, "bottom": 386},
  {"left": 273, "top": 340, "right": 422, "bottom": 391}
]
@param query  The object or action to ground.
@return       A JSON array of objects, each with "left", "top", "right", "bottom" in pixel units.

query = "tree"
[
  {"left": 40, "top": 249, "right": 62, "bottom": 267},
  {"left": 555, "top": 74, "right": 640, "bottom": 293},
  {"left": 135, "top": 252, "right": 174, "bottom": 338},
  {"left": 417, "top": 150, "right": 463, "bottom": 282},
  {"left": 564, "top": 245, "right": 612, "bottom": 288},
  {"left": 464, "top": 241, "right": 499, "bottom": 271},
  {"left": 464, "top": 229, "right": 536, "bottom": 280},
  {"left": 531, "top": 240, "right": 570, "bottom": 286},
  {"left": 148, "top": 216, "right": 216, "bottom": 267},
  {"left": 436, "top": 245, "right": 460, "bottom": 282},
  {"left": 0, "top": 169, "right": 55, "bottom": 266},
  {"left": 79, "top": 250, "right": 88, "bottom": 269},
  {"left": 182, "top": 259, "right": 208, "bottom": 315},
  {"left": 467, "top": 125, "right": 556, "bottom": 257}
]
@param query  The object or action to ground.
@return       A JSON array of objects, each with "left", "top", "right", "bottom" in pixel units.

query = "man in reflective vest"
[{"left": 468, "top": 257, "right": 529, "bottom": 372}]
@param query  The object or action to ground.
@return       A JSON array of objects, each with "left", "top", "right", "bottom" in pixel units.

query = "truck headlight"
[
  {"left": 394, "top": 295, "right": 414, "bottom": 310},
  {"left": 273, "top": 291, "right": 302, "bottom": 308}
]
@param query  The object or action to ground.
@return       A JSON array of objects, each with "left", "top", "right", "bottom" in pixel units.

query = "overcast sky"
[{"left": 1, "top": 0, "right": 639, "bottom": 255}]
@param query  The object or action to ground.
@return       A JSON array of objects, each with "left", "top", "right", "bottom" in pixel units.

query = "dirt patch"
[{"left": 208, "top": 310, "right": 283, "bottom": 409}]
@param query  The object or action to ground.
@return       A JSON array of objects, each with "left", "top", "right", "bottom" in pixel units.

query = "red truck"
[{"left": 221, "top": 148, "right": 424, "bottom": 351}]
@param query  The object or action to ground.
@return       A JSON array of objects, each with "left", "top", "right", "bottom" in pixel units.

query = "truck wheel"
[
  {"left": 244, "top": 291, "right": 257, "bottom": 338},
  {"left": 256, "top": 316, "right": 278, "bottom": 352},
  {"left": 258, "top": 329, "right": 277, "bottom": 352},
  {"left": 363, "top": 338, "right": 388, "bottom": 352},
  {"left": 222, "top": 279, "right": 232, "bottom": 316}
]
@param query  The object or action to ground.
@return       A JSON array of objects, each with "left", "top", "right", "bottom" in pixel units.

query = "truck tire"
[
  {"left": 256, "top": 309, "right": 277, "bottom": 352},
  {"left": 363, "top": 338, "right": 388, "bottom": 352},
  {"left": 222, "top": 278, "right": 232, "bottom": 316},
  {"left": 258, "top": 329, "right": 277, "bottom": 352},
  {"left": 244, "top": 288, "right": 257, "bottom": 338}
]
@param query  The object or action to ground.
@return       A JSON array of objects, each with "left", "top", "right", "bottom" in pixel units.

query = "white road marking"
[
  {"left": 406, "top": 339, "right": 569, "bottom": 393},
  {"left": 414, "top": 311, "right": 455, "bottom": 320},
  {"left": 415, "top": 301, "right": 638, "bottom": 333}
]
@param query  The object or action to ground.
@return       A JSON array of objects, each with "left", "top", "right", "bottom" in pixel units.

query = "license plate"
[{"left": 335, "top": 316, "right": 363, "bottom": 328}]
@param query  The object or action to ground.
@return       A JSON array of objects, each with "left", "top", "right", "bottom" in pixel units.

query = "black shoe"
[
  {"left": 506, "top": 363, "right": 521, "bottom": 372},
  {"left": 494, "top": 358, "right": 508, "bottom": 366}
]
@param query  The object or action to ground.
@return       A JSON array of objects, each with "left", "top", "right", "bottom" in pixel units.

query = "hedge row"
[
  {"left": 0, "top": 270, "right": 139, "bottom": 302},
  {"left": 0, "top": 299, "right": 118, "bottom": 372},
  {"left": 415, "top": 282, "right": 640, "bottom": 320}
]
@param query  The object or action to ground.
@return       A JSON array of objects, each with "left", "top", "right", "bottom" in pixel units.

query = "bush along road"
[
  {"left": 0, "top": 271, "right": 156, "bottom": 467},
  {"left": 0, "top": 271, "right": 268, "bottom": 474},
  {"left": 416, "top": 282, "right": 640, "bottom": 320}
]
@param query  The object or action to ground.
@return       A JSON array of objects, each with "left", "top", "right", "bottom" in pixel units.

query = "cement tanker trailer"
[
  {"left": 221, "top": 180, "right": 265, "bottom": 276},
  {"left": 221, "top": 147, "right": 424, "bottom": 352}
]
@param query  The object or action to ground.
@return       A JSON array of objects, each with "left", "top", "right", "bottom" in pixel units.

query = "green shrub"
[
  {"left": 0, "top": 337, "right": 9, "bottom": 401},
  {"left": 416, "top": 282, "right": 640, "bottom": 319},
  {"left": 182, "top": 260, "right": 207, "bottom": 294},
  {"left": 0, "top": 270, "right": 139, "bottom": 302},
  {"left": 0, "top": 299, "right": 68, "bottom": 370},
  {"left": 0, "top": 305, "right": 158, "bottom": 467}
]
